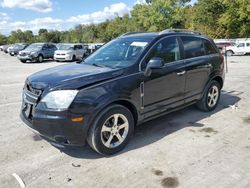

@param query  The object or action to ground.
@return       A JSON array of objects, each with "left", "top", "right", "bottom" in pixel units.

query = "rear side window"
[
  {"left": 247, "top": 43, "right": 250, "bottom": 47},
  {"left": 181, "top": 36, "right": 205, "bottom": 59},
  {"left": 145, "top": 36, "right": 181, "bottom": 64},
  {"left": 203, "top": 40, "right": 217, "bottom": 55}
]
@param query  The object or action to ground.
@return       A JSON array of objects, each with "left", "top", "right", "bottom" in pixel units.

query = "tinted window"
[
  {"left": 77, "top": 45, "right": 83, "bottom": 49},
  {"left": 203, "top": 40, "right": 217, "bottom": 54},
  {"left": 181, "top": 36, "right": 205, "bottom": 59},
  {"left": 247, "top": 43, "right": 250, "bottom": 47},
  {"left": 145, "top": 37, "right": 180, "bottom": 64}
]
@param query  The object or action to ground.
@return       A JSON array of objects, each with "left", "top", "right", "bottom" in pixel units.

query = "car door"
[
  {"left": 180, "top": 36, "right": 212, "bottom": 103},
  {"left": 42, "top": 44, "right": 49, "bottom": 58},
  {"left": 77, "top": 45, "right": 84, "bottom": 59},
  {"left": 48, "top": 44, "right": 56, "bottom": 58},
  {"left": 141, "top": 36, "right": 186, "bottom": 118}
]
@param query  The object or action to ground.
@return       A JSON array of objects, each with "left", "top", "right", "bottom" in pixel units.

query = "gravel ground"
[{"left": 0, "top": 53, "right": 250, "bottom": 188}]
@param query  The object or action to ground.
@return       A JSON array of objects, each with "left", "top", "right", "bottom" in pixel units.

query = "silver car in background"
[{"left": 54, "top": 43, "right": 86, "bottom": 62}]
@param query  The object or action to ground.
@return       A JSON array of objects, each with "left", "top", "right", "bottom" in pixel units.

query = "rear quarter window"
[{"left": 203, "top": 39, "right": 217, "bottom": 55}]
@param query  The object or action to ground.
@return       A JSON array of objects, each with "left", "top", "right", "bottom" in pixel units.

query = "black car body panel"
[{"left": 20, "top": 31, "right": 224, "bottom": 146}]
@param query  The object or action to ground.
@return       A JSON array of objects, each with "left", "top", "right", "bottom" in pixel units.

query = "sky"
[{"left": 0, "top": 0, "right": 197, "bottom": 35}]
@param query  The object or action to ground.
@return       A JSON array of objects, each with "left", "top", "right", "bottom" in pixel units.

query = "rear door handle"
[{"left": 177, "top": 70, "right": 186, "bottom": 76}]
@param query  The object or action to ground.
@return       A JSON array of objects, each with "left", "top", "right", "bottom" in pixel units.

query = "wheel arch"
[{"left": 212, "top": 75, "right": 224, "bottom": 89}]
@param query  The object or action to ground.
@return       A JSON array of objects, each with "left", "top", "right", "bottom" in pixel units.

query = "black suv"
[{"left": 20, "top": 29, "right": 225, "bottom": 155}]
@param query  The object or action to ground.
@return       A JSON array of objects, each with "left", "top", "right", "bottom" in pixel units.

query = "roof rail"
[
  {"left": 121, "top": 32, "right": 148, "bottom": 36},
  {"left": 159, "top": 29, "right": 202, "bottom": 35}
]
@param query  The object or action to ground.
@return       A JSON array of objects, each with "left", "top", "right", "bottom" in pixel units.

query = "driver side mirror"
[{"left": 144, "top": 57, "right": 164, "bottom": 77}]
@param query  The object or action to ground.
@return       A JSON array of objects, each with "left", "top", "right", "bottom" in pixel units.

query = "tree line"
[{"left": 0, "top": 0, "right": 249, "bottom": 45}]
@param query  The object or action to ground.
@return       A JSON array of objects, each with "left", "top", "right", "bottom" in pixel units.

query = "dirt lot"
[{"left": 0, "top": 53, "right": 250, "bottom": 188}]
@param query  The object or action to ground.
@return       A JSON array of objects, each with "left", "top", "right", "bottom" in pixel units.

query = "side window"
[
  {"left": 78, "top": 45, "right": 83, "bottom": 49},
  {"left": 42, "top": 44, "right": 48, "bottom": 50},
  {"left": 246, "top": 43, "right": 250, "bottom": 47},
  {"left": 238, "top": 43, "right": 245, "bottom": 47},
  {"left": 203, "top": 40, "right": 217, "bottom": 55},
  {"left": 181, "top": 36, "right": 205, "bottom": 59},
  {"left": 145, "top": 37, "right": 180, "bottom": 64}
]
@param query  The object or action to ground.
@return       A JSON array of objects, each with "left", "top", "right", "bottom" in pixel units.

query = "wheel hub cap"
[
  {"left": 207, "top": 85, "right": 219, "bottom": 107},
  {"left": 101, "top": 114, "right": 129, "bottom": 148}
]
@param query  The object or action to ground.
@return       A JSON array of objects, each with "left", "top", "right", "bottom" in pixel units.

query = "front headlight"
[
  {"left": 41, "top": 90, "right": 78, "bottom": 109},
  {"left": 30, "top": 51, "right": 38, "bottom": 57}
]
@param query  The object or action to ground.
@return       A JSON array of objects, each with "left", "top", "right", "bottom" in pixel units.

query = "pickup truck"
[{"left": 225, "top": 41, "right": 250, "bottom": 56}]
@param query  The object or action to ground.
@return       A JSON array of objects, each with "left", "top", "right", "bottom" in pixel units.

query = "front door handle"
[{"left": 177, "top": 70, "right": 186, "bottom": 76}]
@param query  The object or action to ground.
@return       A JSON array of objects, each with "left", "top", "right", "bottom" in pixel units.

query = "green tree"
[{"left": 0, "top": 34, "right": 7, "bottom": 45}]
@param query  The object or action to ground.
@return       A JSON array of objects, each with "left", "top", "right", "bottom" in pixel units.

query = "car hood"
[
  {"left": 20, "top": 48, "right": 40, "bottom": 53},
  {"left": 27, "top": 63, "right": 123, "bottom": 90}
]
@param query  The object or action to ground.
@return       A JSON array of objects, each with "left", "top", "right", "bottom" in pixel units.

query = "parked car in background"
[
  {"left": 3, "top": 44, "right": 11, "bottom": 53},
  {"left": 85, "top": 43, "right": 104, "bottom": 57},
  {"left": 7, "top": 45, "right": 14, "bottom": 53},
  {"left": 18, "top": 43, "right": 57, "bottom": 63},
  {"left": 9, "top": 43, "right": 29, "bottom": 56},
  {"left": 215, "top": 41, "right": 235, "bottom": 50},
  {"left": 224, "top": 41, "right": 250, "bottom": 56},
  {"left": 54, "top": 43, "right": 86, "bottom": 62},
  {"left": 20, "top": 29, "right": 224, "bottom": 155},
  {"left": 0, "top": 45, "right": 4, "bottom": 51}
]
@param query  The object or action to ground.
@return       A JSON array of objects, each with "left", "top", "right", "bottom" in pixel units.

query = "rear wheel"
[
  {"left": 226, "top": 50, "right": 234, "bottom": 56},
  {"left": 196, "top": 80, "right": 221, "bottom": 111},
  {"left": 20, "top": 60, "right": 26, "bottom": 63},
  {"left": 87, "top": 105, "right": 134, "bottom": 155}
]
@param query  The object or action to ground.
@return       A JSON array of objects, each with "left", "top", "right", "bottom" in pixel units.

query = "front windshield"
[
  {"left": 26, "top": 43, "right": 43, "bottom": 50},
  {"left": 84, "top": 37, "right": 153, "bottom": 68},
  {"left": 59, "top": 44, "right": 74, "bottom": 50},
  {"left": 14, "top": 44, "right": 25, "bottom": 49}
]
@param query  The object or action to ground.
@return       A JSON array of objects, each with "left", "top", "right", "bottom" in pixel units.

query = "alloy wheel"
[
  {"left": 207, "top": 85, "right": 219, "bottom": 108},
  {"left": 100, "top": 114, "right": 129, "bottom": 148}
]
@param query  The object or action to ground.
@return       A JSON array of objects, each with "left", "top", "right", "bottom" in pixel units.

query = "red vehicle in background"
[{"left": 215, "top": 42, "right": 236, "bottom": 50}]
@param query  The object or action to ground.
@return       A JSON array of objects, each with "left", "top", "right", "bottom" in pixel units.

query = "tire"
[
  {"left": 196, "top": 80, "right": 221, "bottom": 112},
  {"left": 20, "top": 60, "right": 26, "bottom": 63},
  {"left": 87, "top": 105, "right": 134, "bottom": 155},
  {"left": 226, "top": 50, "right": 234, "bottom": 56},
  {"left": 37, "top": 55, "right": 43, "bottom": 63}
]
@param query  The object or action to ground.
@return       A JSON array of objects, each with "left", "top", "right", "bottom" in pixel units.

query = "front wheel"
[
  {"left": 196, "top": 80, "right": 221, "bottom": 111},
  {"left": 87, "top": 105, "right": 134, "bottom": 155},
  {"left": 37, "top": 55, "right": 43, "bottom": 63}
]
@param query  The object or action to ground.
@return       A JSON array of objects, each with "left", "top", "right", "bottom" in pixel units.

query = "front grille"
[{"left": 22, "top": 82, "right": 43, "bottom": 120}]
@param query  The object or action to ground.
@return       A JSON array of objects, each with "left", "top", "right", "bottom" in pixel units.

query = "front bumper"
[
  {"left": 17, "top": 55, "right": 37, "bottom": 62},
  {"left": 20, "top": 102, "right": 88, "bottom": 146},
  {"left": 54, "top": 54, "right": 72, "bottom": 61}
]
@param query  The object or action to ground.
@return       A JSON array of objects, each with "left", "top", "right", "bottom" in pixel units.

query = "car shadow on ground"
[
  {"left": 22, "top": 59, "right": 55, "bottom": 64},
  {"left": 54, "top": 90, "right": 241, "bottom": 159}
]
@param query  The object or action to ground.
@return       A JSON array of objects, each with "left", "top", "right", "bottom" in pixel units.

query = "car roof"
[{"left": 119, "top": 29, "right": 207, "bottom": 41}]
